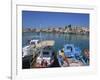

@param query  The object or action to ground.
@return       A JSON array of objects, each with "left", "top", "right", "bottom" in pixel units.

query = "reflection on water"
[{"left": 22, "top": 32, "right": 89, "bottom": 52}]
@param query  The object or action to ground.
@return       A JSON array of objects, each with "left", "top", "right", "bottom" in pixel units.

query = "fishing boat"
[
  {"left": 57, "top": 44, "right": 86, "bottom": 67},
  {"left": 82, "top": 49, "right": 89, "bottom": 65},
  {"left": 22, "top": 39, "right": 40, "bottom": 57},
  {"left": 30, "top": 40, "right": 55, "bottom": 68}
]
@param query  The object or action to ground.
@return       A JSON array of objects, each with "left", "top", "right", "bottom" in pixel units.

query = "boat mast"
[
  {"left": 40, "top": 24, "right": 43, "bottom": 54},
  {"left": 40, "top": 24, "right": 42, "bottom": 42}
]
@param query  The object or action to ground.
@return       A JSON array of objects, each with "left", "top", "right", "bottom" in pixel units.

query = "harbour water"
[{"left": 22, "top": 32, "right": 89, "bottom": 52}]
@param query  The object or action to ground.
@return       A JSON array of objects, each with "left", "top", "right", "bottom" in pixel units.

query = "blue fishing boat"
[{"left": 57, "top": 44, "right": 87, "bottom": 67}]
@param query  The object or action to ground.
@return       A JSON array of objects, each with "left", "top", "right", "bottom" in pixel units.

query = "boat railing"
[
  {"left": 75, "top": 55, "right": 87, "bottom": 65},
  {"left": 30, "top": 47, "right": 42, "bottom": 68}
]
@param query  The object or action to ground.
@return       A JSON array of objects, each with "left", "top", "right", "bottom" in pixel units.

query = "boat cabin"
[
  {"left": 29, "top": 39, "right": 40, "bottom": 45},
  {"left": 36, "top": 46, "right": 55, "bottom": 66},
  {"left": 64, "top": 44, "right": 81, "bottom": 57}
]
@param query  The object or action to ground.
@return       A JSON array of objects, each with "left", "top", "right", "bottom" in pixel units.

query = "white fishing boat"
[
  {"left": 31, "top": 40, "right": 55, "bottom": 68},
  {"left": 22, "top": 39, "right": 40, "bottom": 57}
]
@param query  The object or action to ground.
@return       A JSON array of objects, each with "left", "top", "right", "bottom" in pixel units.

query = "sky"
[{"left": 22, "top": 11, "right": 89, "bottom": 29}]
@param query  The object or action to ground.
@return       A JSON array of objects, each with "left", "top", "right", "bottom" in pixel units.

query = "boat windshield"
[
  {"left": 42, "top": 51, "right": 50, "bottom": 57},
  {"left": 66, "top": 46, "right": 72, "bottom": 52},
  {"left": 30, "top": 42, "right": 35, "bottom": 45}
]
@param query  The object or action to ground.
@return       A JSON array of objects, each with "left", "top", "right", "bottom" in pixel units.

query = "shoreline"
[
  {"left": 22, "top": 26, "right": 89, "bottom": 35},
  {"left": 22, "top": 31, "right": 89, "bottom": 35}
]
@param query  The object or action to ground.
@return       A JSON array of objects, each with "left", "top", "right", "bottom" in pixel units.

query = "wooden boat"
[
  {"left": 82, "top": 49, "right": 89, "bottom": 65},
  {"left": 57, "top": 44, "right": 86, "bottom": 67}
]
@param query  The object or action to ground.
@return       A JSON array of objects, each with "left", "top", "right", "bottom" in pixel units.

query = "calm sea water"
[{"left": 22, "top": 32, "right": 89, "bottom": 52}]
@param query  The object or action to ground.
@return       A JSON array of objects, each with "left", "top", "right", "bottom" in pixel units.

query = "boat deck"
[{"left": 62, "top": 57, "right": 84, "bottom": 67}]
